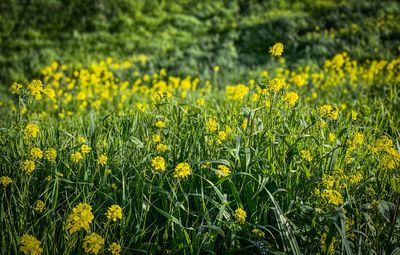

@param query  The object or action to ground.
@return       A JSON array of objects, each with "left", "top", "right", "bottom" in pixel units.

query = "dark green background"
[{"left": 1, "top": 0, "right": 399, "bottom": 85}]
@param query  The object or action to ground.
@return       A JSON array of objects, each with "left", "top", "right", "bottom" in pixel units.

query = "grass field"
[{"left": 0, "top": 1, "right": 400, "bottom": 254}]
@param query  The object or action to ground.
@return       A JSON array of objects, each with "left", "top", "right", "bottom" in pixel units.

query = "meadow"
[{"left": 0, "top": 1, "right": 400, "bottom": 254}]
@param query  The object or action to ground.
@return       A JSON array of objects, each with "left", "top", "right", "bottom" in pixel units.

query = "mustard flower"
[
  {"left": 34, "top": 200, "right": 45, "bottom": 213},
  {"left": 82, "top": 233, "right": 104, "bottom": 254},
  {"left": 174, "top": 162, "right": 192, "bottom": 178},
  {"left": 234, "top": 207, "right": 247, "bottom": 224},
  {"left": 151, "top": 156, "right": 166, "bottom": 172},
  {"left": 24, "top": 123, "right": 39, "bottom": 140},
  {"left": 269, "top": 42, "right": 284, "bottom": 57},
  {"left": 71, "top": 151, "right": 83, "bottom": 163},
  {"left": 106, "top": 204, "right": 123, "bottom": 222},
  {"left": 216, "top": 164, "right": 231, "bottom": 178},
  {"left": 22, "top": 160, "right": 36, "bottom": 174},
  {"left": 30, "top": 147, "right": 43, "bottom": 160},
  {"left": 44, "top": 148, "right": 57, "bottom": 161},
  {"left": 97, "top": 154, "right": 108, "bottom": 166},
  {"left": 0, "top": 176, "right": 13, "bottom": 187},
  {"left": 65, "top": 203, "right": 94, "bottom": 234},
  {"left": 20, "top": 234, "right": 42, "bottom": 255},
  {"left": 108, "top": 242, "right": 122, "bottom": 255}
]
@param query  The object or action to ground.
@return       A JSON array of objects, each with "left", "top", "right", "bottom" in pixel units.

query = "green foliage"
[{"left": 1, "top": 0, "right": 399, "bottom": 84}]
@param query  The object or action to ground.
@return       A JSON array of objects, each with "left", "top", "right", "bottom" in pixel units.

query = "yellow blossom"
[
  {"left": 234, "top": 207, "right": 247, "bottom": 224},
  {"left": 71, "top": 151, "right": 83, "bottom": 163},
  {"left": 108, "top": 242, "right": 122, "bottom": 255},
  {"left": 44, "top": 148, "right": 57, "bottom": 161},
  {"left": 283, "top": 91, "right": 299, "bottom": 107},
  {"left": 22, "top": 160, "right": 36, "bottom": 174},
  {"left": 151, "top": 156, "right": 166, "bottom": 172},
  {"left": 269, "top": 42, "right": 284, "bottom": 57},
  {"left": 216, "top": 164, "right": 231, "bottom": 178},
  {"left": 106, "top": 204, "right": 123, "bottom": 222},
  {"left": 82, "top": 233, "right": 104, "bottom": 255},
  {"left": 34, "top": 200, "right": 45, "bottom": 213},
  {"left": 300, "top": 150, "right": 313, "bottom": 162},
  {"left": 97, "top": 154, "right": 108, "bottom": 166},
  {"left": 81, "top": 144, "right": 91, "bottom": 154},
  {"left": 24, "top": 123, "right": 39, "bottom": 140},
  {"left": 66, "top": 203, "right": 94, "bottom": 234},
  {"left": 155, "top": 120, "right": 166, "bottom": 128},
  {"left": 207, "top": 117, "right": 218, "bottom": 133},
  {"left": 11, "top": 82, "right": 23, "bottom": 95},
  {"left": 174, "top": 162, "right": 192, "bottom": 178},
  {"left": 0, "top": 176, "right": 13, "bottom": 187},
  {"left": 156, "top": 143, "right": 169, "bottom": 152},
  {"left": 30, "top": 147, "right": 43, "bottom": 159},
  {"left": 20, "top": 234, "right": 42, "bottom": 255}
]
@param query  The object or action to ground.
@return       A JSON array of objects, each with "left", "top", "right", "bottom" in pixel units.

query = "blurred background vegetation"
[{"left": 1, "top": 0, "right": 399, "bottom": 85}]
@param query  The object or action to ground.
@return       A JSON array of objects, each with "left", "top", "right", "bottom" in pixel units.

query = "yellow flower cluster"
[
  {"left": 216, "top": 164, "right": 231, "bottom": 178},
  {"left": 234, "top": 207, "right": 247, "bottom": 224},
  {"left": 106, "top": 204, "right": 123, "bottom": 222},
  {"left": 268, "top": 78, "right": 286, "bottom": 93},
  {"left": 44, "top": 148, "right": 57, "bottom": 161},
  {"left": 97, "top": 154, "right": 108, "bottom": 166},
  {"left": 71, "top": 151, "right": 83, "bottom": 163},
  {"left": 174, "top": 162, "right": 192, "bottom": 178},
  {"left": 319, "top": 104, "right": 339, "bottom": 120},
  {"left": 20, "top": 234, "right": 42, "bottom": 255},
  {"left": 283, "top": 91, "right": 299, "bottom": 107},
  {"left": 108, "top": 242, "right": 122, "bottom": 255},
  {"left": 82, "top": 233, "right": 105, "bottom": 254},
  {"left": 30, "top": 148, "right": 43, "bottom": 160},
  {"left": 34, "top": 200, "right": 45, "bottom": 213},
  {"left": 21, "top": 160, "right": 36, "bottom": 174},
  {"left": 0, "top": 176, "right": 13, "bottom": 187},
  {"left": 66, "top": 203, "right": 94, "bottom": 234},
  {"left": 300, "top": 150, "right": 313, "bottom": 162},
  {"left": 269, "top": 42, "right": 284, "bottom": 57},
  {"left": 206, "top": 117, "right": 218, "bottom": 133},
  {"left": 24, "top": 123, "right": 39, "bottom": 140},
  {"left": 226, "top": 84, "right": 249, "bottom": 101},
  {"left": 152, "top": 156, "right": 166, "bottom": 172}
]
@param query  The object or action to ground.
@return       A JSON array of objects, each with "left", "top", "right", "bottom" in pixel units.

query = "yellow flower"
[
  {"left": 283, "top": 91, "right": 299, "bottom": 107},
  {"left": 66, "top": 203, "right": 94, "bottom": 234},
  {"left": 319, "top": 104, "right": 339, "bottom": 120},
  {"left": 151, "top": 134, "right": 161, "bottom": 143},
  {"left": 351, "top": 110, "right": 358, "bottom": 121},
  {"left": 207, "top": 117, "right": 218, "bottom": 133},
  {"left": 20, "top": 234, "right": 42, "bottom": 255},
  {"left": 155, "top": 120, "right": 166, "bottom": 128},
  {"left": 81, "top": 144, "right": 91, "bottom": 154},
  {"left": 269, "top": 42, "right": 284, "bottom": 57},
  {"left": 196, "top": 98, "right": 205, "bottom": 106},
  {"left": 226, "top": 84, "right": 249, "bottom": 101},
  {"left": 268, "top": 78, "right": 286, "bottom": 93},
  {"left": 82, "top": 233, "right": 105, "bottom": 255},
  {"left": 328, "top": 133, "right": 336, "bottom": 143},
  {"left": 97, "top": 154, "right": 108, "bottom": 166},
  {"left": 44, "top": 148, "right": 57, "bottom": 161},
  {"left": 0, "top": 176, "right": 13, "bottom": 187},
  {"left": 252, "top": 228, "right": 265, "bottom": 238},
  {"left": 108, "top": 242, "right": 122, "bottom": 255},
  {"left": 349, "top": 172, "right": 363, "bottom": 185},
  {"left": 213, "top": 65, "right": 220, "bottom": 72},
  {"left": 300, "top": 150, "right": 313, "bottom": 162},
  {"left": 234, "top": 207, "right": 247, "bottom": 224},
  {"left": 71, "top": 151, "right": 83, "bottom": 163},
  {"left": 34, "top": 200, "right": 45, "bottom": 213},
  {"left": 174, "top": 162, "right": 192, "bottom": 178},
  {"left": 24, "top": 123, "right": 39, "bottom": 140},
  {"left": 216, "top": 164, "right": 231, "bottom": 178},
  {"left": 106, "top": 204, "right": 123, "bottom": 222},
  {"left": 321, "top": 189, "right": 343, "bottom": 206},
  {"left": 22, "top": 160, "right": 36, "bottom": 174},
  {"left": 136, "top": 103, "right": 148, "bottom": 113},
  {"left": 156, "top": 143, "right": 169, "bottom": 152},
  {"left": 30, "top": 147, "right": 43, "bottom": 159},
  {"left": 11, "top": 82, "right": 23, "bottom": 95},
  {"left": 28, "top": 80, "right": 44, "bottom": 100},
  {"left": 152, "top": 156, "right": 166, "bottom": 172},
  {"left": 78, "top": 136, "right": 87, "bottom": 144}
]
